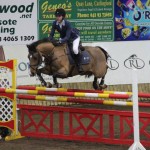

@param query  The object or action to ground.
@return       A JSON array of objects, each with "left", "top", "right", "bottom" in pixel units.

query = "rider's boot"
[
  {"left": 79, "top": 41, "right": 85, "bottom": 51},
  {"left": 74, "top": 53, "right": 84, "bottom": 73}
]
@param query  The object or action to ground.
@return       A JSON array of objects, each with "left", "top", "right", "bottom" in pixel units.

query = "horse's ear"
[{"left": 26, "top": 44, "right": 30, "bottom": 49}]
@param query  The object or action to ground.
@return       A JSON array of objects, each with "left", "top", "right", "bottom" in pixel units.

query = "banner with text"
[
  {"left": 39, "top": 21, "right": 114, "bottom": 41},
  {"left": 39, "top": 0, "right": 113, "bottom": 20},
  {"left": 0, "top": 0, "right": 38, "bottom": 45},
  {"left": 38, "top": 0, "right": 114, "bottom": 42}
]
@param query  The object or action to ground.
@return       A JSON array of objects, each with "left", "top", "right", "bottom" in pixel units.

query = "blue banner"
[{"left": 115, "top": 0, "right": 150, "bottom": 41}]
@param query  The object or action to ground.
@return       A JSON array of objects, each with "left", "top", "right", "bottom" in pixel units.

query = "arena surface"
[{"left": 0, "top": 138, "right": 128, "bottom": 150}]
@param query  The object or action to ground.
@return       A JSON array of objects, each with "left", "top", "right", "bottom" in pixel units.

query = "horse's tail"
[{"left": 97, "top": 46, "right": 111, "bottom": 61}]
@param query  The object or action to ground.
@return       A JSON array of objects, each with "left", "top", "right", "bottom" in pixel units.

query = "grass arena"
[{"left": 0, "top": 60, "right": 150, "bottom": 150}]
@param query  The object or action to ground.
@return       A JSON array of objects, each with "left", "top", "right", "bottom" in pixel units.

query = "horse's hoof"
[
  {"left": 46, "top": 82, "right": 53, "bottom": 88},
  {"left": 103, "top": 84, "right": 107, "bottom": 89},
  {"left": 93, "top": 82, "right": 98, "bottom": 90},
  {"left": 41, "top": 82, "right": 46, "bottom": 87},
  {"left": 98, "top": 86, "right": 103, "bottom": 90},
  {"left": 99, "top": 84, "right": 107, "bottom": 90},
  {"left": 57, "top": 83, "right": 62, "bottom": 88},
  {"left": 53, "top": 83, "right": 62, "bottom": 88}
]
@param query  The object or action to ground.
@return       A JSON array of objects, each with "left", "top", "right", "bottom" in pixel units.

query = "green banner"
[
  {"left": 39, "top": 0, "right": 114, "bottom": 21},
  {"left": 38, "top": 21, "right": 114, "bottom": 42},
  {"left": 38, "top": 0, "right": 114, "bottom": 42}
]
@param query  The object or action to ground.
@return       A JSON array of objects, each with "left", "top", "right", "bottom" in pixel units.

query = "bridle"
[
  {"left": 28, "top": 52, "right": 43, "bottom": 71},
  {"left": 28, "top": 44, "right": 67, "bottom": 72},
  {"left": 28, "top": 46, "right": 56, "bottom": 71}
]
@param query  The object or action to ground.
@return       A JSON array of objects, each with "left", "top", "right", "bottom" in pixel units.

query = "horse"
[{"left": 27, "top": 38, "right": 109, "bottom": 90}]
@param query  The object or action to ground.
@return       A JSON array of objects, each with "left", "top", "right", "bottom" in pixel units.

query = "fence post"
[{"left": 128, "top": 69, "right": 146, "bottom": 150}]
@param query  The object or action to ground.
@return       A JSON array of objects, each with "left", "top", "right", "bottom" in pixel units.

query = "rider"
[{"left": 49, "top": 8, "right": 83, "bottom": 73}]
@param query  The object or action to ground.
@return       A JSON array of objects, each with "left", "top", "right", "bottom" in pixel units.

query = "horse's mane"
[
  {"left": 27, "top": 38, "right": 50, "bottom": 53},
  {"left": 32, "top": 38, "right": 50, "bottom": 47}
]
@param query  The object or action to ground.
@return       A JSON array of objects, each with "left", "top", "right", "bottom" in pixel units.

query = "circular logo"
[
  {"left": 107, "top": 58, "right": 119, "bottom": 70},
  {"left": 124, "top": 55, "right": 145, "bottom": 69},
  {"left": 18, "top": 62, "right": 29, "bottom": 71}
]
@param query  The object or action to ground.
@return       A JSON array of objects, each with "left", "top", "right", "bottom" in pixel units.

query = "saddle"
[
  {"left": 67, "top": 42, "right": 90, "bottom": 65},
  {"left": 51, "top": 40, "right": 91, "bottom": 65}
]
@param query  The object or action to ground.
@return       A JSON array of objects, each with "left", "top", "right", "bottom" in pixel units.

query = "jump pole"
[
  {"left": 17, "top": 85, "right": 150, "bottom": 98},
  {"left": 17, "top": 94, "right": 150, "bottom": 107},
  {"left": 0, "top": 88, "right": 131, "bottom": 99},
  {"left": 128, "top": 69, "right": 146, "bottom": 150},
  {"left": 17, "top": 85, "right": 132, "bottom": 95}
]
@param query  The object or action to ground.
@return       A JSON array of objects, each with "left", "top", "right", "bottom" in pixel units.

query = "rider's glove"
[{"left": 59, "top": 38, "right": 62, "bottom": 43}]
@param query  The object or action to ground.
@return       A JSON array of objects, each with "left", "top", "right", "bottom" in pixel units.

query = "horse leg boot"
[
  {"left": 74, "top": 53, "right": 84, "bottom": 73},
  {"left": 93, "top": 77, "right": 99, "bottom": 90},
  {"left": 99, "top": 76, "right": 107, "bottom": 89},
  {"left": 53, "top": 76, "right": 62, "bottom": 88},
  {"left": 37, "top": 70, "right": 52, "bottom": 87}
]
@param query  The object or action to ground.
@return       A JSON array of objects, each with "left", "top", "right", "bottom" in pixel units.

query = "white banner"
[
  {"left": 2, "top": 40, "right": 150, "bottom": 85},
  {"left": 0, "top": 0, "right": 37, "bottom": 45}
]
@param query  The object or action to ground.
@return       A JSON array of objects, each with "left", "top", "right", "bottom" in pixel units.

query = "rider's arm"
[
  {"left": 60, "top": 21, "right": 72, "bottom": 43},
  {"left": 49, "top": 21, "right": 56, "bottom": 40}
]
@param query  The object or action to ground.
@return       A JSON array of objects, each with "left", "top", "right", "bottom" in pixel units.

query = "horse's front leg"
[
  {"left": 53, "top": 76, "right": 62, "bottom": 88},
  {"left": 52, "top": 67, "right": 69, "bottom": 88},
  {"left": 36, "top": 69, "right": 52, "bottom": 88}
]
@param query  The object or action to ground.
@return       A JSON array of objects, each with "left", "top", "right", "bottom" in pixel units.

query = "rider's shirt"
[
  {"left": 57, "top": 20, "right": 65, "bottom": 29},
  {"left": 49, "top": 19, "right": 80, "bottom": 43}
]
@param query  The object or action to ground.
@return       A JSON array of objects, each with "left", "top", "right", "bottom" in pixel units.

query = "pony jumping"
[{"left": 27, "top": 38, "right": 109, "bottom": 90}]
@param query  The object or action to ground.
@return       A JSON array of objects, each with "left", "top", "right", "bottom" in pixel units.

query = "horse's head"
[
  {"left": 27, "top": 38, "right": 56, "bottom": 76},
  {"left": 27, "top": 44, "right": 42, "bottom": 76}
]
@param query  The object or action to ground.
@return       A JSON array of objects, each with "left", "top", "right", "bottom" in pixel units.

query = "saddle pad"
[{"left": 67, "top": 48, "right": 90, "bottom": 65}]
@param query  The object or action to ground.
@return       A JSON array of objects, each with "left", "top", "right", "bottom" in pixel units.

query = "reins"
[{"left": 29, "top": 44, "right": 68, "bottom": 73}]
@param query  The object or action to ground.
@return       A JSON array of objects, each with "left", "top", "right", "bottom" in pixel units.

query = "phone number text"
[{"left": 0, "top": 36, "right": 35, "bottom": 41}]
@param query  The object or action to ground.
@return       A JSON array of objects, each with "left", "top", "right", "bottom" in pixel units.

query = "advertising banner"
[
  {"left": 39, "top": 21, "right": 114, "bottom": 42},
  {"left": 0, "top": 0, "right": 38, "bottom": 45},
  {"left": 38, "top": 0, "right": 114, "bottom": 42},
  {"left": 115, "top": 0, "right": 150, "bottom": 41},
  {"left": 39, "top": 0, "right": 113, "bottom": 21}
]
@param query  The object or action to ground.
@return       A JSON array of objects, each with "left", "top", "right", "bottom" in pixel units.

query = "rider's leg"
[
  {"left": 73, "top": 37, "right": 80, "bottom": 55},
  {"left": 73, "top": 37, "right": 83, "bottom": 73}
]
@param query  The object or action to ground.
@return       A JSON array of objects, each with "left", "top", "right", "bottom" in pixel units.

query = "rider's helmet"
[{"left": 55, "top": 8, "right": 66, "bottom": 18}]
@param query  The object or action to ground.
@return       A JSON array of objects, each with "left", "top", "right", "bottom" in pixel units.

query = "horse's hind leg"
[
  {"left": 93, "top": 77, "right": 99, "bottom": 90},
  {"left": 99, "top": 76, "right": 107, "bottom": 90}
]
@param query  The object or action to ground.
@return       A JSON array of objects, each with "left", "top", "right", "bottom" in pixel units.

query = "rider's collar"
[{"left": 56, "top": 20, "right": 65, "bottom": 26}]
